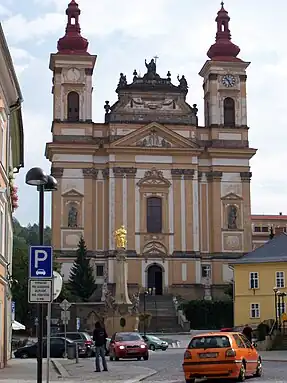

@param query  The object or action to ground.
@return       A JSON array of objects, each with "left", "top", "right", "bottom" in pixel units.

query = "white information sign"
[{"left": 28, "top": 279, "right": 53, "bottom": 303}]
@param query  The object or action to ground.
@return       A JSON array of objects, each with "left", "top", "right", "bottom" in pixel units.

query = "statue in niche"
[
  {"left": 227, "top": 205, "right": 238, "bottom": 229},
  {"left": 68, "top": 205, "right": 78, "bottom": 228}
]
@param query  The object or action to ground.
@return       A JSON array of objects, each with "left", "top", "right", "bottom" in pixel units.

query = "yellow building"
[
  {"left": 232, "top": 233, "right": 287, "bottom": 327},
  {"left": 46, "top": 2, "right": 256, "bottom": 300},
  {"left": 0, "top": 24, "right": 24, "bottom": 367}
]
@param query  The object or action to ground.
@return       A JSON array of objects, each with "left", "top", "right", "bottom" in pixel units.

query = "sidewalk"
[
  {"left": 0, "top": 358, "right": 59, "bottom": 381},
  {"left": 260, "top": 350, "right": 287, "bottom": 362},
  {"left": 54, "top": 358, "right": 156, "bottom": 382}
]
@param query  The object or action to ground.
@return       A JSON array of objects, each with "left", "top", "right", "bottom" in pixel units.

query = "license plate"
[
  {"left": 127, "top": 349, "right": 138, "bottom": 353},
  {"left": 199, "top": 352, "right": 218, "bottom": 358}
]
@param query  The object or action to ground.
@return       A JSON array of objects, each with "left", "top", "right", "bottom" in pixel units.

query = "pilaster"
[
  {"left": 207, "top": 171, "right": 223, "bottom": 253},
  {"left": 240, "top": 171, "right": 252, "bottom": 252}
]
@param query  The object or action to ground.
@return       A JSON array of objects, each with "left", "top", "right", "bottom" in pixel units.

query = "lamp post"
[
  {"left": 278, "top": 291, "right": 287, "bottom": 333},
  {"left": 25, "top": 168, "right": 57, "bottom": 383},
  {"left": 143, "top": 290, "right": 148, "bottom": 336},
  {"left": 273, "top": 287, "right": 278, "bottom": 329}
]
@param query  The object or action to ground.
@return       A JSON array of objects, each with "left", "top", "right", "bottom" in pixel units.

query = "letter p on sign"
[{"left": 35, "top": 250, "right": 48, "bottom": 268}]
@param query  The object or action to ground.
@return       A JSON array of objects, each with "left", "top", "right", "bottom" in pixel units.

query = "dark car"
[
  {"left": 109, "top": 332, "right": 149, "bottom": 361},
  {"left": 141, "top": 334, "right": 168, "bottom": 351},
  {"left": 54, "top": 332, "right": 94, "bottom": 357},
  {"left": 14, "top": 337, "right": 85, "bottom": 359}
]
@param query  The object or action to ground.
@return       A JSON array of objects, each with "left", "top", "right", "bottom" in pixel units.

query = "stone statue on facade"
[
  {"left": 145, "top": 59, "right": 156, "bottom": 75},
  {"left": 68, "top": 205, "right": 78, "bottom": 228},
  {"left": 114, "top": 225, "right": 127, "bottom": 249},
  {"left": 130, "top": 292, "right": 140, "bottom": 314},
  {"left": 101, "top": 265, "right": 108, "bottom": 302},
  {"left": 177, "top": 75, "right": 188, "bottom": 91},
  {"left": 228, "top": 205, "right": 238, "bottom": 229},
  {"left": 118, "top": 73, "right": 127, "bottom": 88}
]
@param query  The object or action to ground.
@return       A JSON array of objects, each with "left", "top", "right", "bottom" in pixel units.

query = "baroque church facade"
[{"left": 46, "top": 0, "right": 257, "bottom": 300}]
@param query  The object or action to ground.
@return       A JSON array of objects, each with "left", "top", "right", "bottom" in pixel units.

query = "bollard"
[{"left": 75, "top": 344, "right": 79, "bottom": 364}]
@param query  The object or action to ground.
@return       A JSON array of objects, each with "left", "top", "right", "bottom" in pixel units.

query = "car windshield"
[
  {"left": 188, "top": 336, "right": 231, "bottom": 349},
  {"left": 148, "top": 336, "right": 161, "bottom": 342},
  {"left": 115, "top": 333, "right": 142, "bottom": 342}
]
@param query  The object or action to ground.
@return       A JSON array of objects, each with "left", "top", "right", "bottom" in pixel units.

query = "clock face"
[
  {"left": 67, "top": 68, "right": 80, "bottom": 82},
  {"left": 222, "top": 74, "right": 236, "bottom": 88}
]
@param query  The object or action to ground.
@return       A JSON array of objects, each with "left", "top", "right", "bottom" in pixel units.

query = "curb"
[
  {"left": 263, "top": 358, "right": 287, "bottom": 362},
  {"left": 125, "top": 369, "right": 158, "bottom": 382},
  {"left": 51, "top": 359, "right": 70, "bottom": 378}
]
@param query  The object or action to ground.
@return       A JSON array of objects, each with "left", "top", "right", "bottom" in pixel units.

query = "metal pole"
[
  {"left": 37, "top": 185, "right": 44, "bottom": 383},
  {"left": 275, "top": 292, "right": 278, "bottom": 329},
  {"left": 143, "top": 293, "right": 146, "bottom": 336},
  {"left": 64, "top": 315, "right": 67, "bottom": 358},
  {"left": 46, "top": 302, "right": 51, "bottom": 383},
  {"left": 278, "top": 294, "right": 282, "bottom": 332}
]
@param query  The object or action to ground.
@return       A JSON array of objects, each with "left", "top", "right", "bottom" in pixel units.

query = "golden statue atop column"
[{"left": 113, "top": 225, "right": 132, "bottom": 305}]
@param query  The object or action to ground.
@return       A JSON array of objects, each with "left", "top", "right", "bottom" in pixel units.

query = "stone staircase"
[
  {"left": 139, "top": 293, "right": 184, "bottom": 333},
  {"left": 271, "top": 332, "right": 287, "bottom": 350}
]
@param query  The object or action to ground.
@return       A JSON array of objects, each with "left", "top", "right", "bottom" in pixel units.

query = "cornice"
[
  {"left": 240, "top": 171, "right": 252, "bottom": 182},
  {"left": 206, "top": 171, "right": 223, "bottom": 182},
  {"left": 51, "top": 166, "right": 64, "bottom": 178},
  {"left": 83, "top": 168, "right": 98, "bottom": 179}
]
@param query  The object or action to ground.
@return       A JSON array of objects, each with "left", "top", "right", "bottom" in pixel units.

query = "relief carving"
[
  {"left": 136, "top": 129, "right": 172, "bottom": 148},
  {"left": 51, "top": 167, "right": 64, "bottom": 178},
  {"left": 127, "top": 97, "right": 177, "bottom": 111},
  {"left": 83, "top": 168, "right": 98, "bottom": 179},
  {"left": 137, "top": 168, "right": 171, "bottom": 187},
  {"left": 223, "top": 234, "right": 241, "bottom": 251}
]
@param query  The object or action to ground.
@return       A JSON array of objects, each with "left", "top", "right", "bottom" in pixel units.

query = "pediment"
[
  {"left": 109, "top": 122, "right": 199, "bottom": 149},
  {"left": 62, "top": 188, "right": 84, "bottom": 197},
  {"left": 221, "top": 192, "right": 243, "bottom": 201}
]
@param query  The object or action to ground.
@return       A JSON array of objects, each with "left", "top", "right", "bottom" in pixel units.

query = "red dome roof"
[
  {"left": 57, "top": 0, "right": 89, "bottom": 55},
  {"left": 207, "top": 2, "right": 241, "bottom": 62}
]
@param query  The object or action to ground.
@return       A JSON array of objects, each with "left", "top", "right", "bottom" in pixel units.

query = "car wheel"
[
  {"left": 137, "top": 357, "right": 141, "bottom": 360},
  {"left": 254, "top": 358, "right": 263, "bottom": 377},
  {"left": 162, "top": 347, "right": 167, "bottom": 351},
  {"left": 109, "top": 355, "right": 114, "bottom": 361},
  {"left": 237, "top": 362, "right": 246, "bottom": 382},
  {"left": 115, "top": 356, "right": 119, "bottom": 361},
  {"left": 143, "top": 353, "right": 149, "bottom": 361},
  {"left": 20, "top": 352, "right": 29, "bottom": 359},
  {"left": 149, "top": 344, "right": 155, "bottom": 351}
]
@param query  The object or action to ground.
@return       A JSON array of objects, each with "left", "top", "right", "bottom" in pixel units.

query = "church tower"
[
  {"left": 199, "top": 2, "right": 249, "bottom": 128},
  {"left": 198, "top": 2, "right": 256, "bottom": 256},
  {"left": 49, "top": 0, "right": 96, "bottom": 123},
  {"left": 47, "top": 0, "right": 97, "bottom": 251}
]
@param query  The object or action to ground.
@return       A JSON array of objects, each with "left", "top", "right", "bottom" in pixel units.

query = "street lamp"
[
  {"left": 278, "top": 291, "right": 287, "bottom": 333},
  {"left": 273, "top": 287, "right": 279, "bottom": 329},
  {"left": 25, "top": 168, "right": 57, "bottom": 383}
]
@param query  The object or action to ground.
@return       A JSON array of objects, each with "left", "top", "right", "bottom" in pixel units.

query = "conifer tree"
[{"left": 68, "top": 236, "right": 96, "bottom": 301}]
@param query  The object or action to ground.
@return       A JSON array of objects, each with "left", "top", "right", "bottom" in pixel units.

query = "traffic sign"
[
  {"left": 60, "top": 299, "right": 71, "bottom": 311},
  {"left": 61, "top": 310, "right": 70, "bottom": 321},
  {"left": 11, "top": 301, "right": 15, "bottom": 322},
  {"left": 29, "top": 246, "right": 53, "bottom": 279},
  {"left": 28, "top": 279, "right": 53, "bottom": 303}
]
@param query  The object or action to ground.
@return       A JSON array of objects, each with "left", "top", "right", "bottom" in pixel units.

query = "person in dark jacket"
[
  {"left": 93, "top": 322, "right": 108, "bottom": 372},
  {"left": 242, "top": 324, "right": 253, "bottom": 342}
]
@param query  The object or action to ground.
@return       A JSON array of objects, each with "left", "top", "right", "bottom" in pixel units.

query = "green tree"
[{"left": 68, "top": 236, "right": 96, "bottom": 301}]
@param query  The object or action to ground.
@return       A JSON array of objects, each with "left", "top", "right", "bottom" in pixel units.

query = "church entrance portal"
[{"left": 147, "top": 264, "right": 163, "bottom": 295}]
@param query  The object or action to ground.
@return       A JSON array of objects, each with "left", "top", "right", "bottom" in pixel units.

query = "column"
[
  {"left": 192, "top": 170, "right": 200, "bottom": 252},
  {"left": 240, "top": 171, "right": 252, "bottom": 252},
  {"left": 171, "top": 169, "right": 182, "bottom": 252},
  {"left": 109, "top": 167, "right": 116, "bottom": 249},
  {"left": 126, "top": 168, "right": 137, "bottom": 250},
  {"left": 183, "top": 169, "right": 194, "bottom": 252},
  {"left": 83, "top": 168, "right": 98, "bottom": 250}
]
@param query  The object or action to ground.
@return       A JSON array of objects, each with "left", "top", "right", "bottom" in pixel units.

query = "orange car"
[{"left": 182, "top": 332, "right": 262, "bottom": 382}]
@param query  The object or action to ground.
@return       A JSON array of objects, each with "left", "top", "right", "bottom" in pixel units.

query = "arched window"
[
  {"left": 147, "top": 197, "right": 162, "bottom": 233},
  {"left": 224, "top": 97, "right": 235, "bottom": 126},
  {"left": 67, "top": 91, "right": 80, "bottom": 121}
]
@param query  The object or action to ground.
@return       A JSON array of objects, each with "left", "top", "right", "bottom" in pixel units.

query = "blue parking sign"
[{"left": 29, "top": 246, "right": 53, "bottom": 279}]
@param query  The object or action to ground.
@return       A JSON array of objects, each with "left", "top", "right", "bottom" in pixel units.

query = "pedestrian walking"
[{"left": 92, "top": 321, "right": 108, "bottom": 372}]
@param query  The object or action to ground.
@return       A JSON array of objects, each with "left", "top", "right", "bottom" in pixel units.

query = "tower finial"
[
  {"left": 206, "top": 3, "right": 242, "bottom": 62},
  {"left": 57, "top": 0, "right": 89, "bottom": 55}
]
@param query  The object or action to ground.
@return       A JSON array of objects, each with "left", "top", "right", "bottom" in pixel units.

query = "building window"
[
  {"left": 250, "top": 303, "right": 260, "bottom": 319},
  {"left": 96, "top": 265, "right": 104, "bottom": 277},
  {"left": 261, "top": 226, "right": 269, "bottom": 233},
  {"left": 254, "top": 226, "right": 261, "bottom": 232},
  {"left": 67, "top": 91, "right": 80, "bottom": 121},
  {"left": 201, "top": 265, "right": 211, "bottom": 278},
  {"left": 249, "top": 272, "right": 259, "bottom": 289},
  {"left": 223, "top": 97, "right": 235, "bottom": 126},
  {"left": 276, "top": 271, "right": 285, "bottom": 288},
  {"left": 147, "top": 197, "right": 162, "bottom": 233}
]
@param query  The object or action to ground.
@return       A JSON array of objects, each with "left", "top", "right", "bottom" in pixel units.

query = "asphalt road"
[{"left": 109, "top": 348, "right": 287, "bottom": 382}]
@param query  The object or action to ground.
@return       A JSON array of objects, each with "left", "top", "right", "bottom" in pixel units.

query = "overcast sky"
[{"left": 1, "top": 0, "right": 286, "bottom": 226}]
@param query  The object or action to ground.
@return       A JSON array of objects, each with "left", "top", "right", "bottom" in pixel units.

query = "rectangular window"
[
  {"left": 261, "top": 226, "right": 269, "bottom": 233},
  {"left": 277, "top": 302, "right": 286, "bottom": 317},
  {"left": 250, "top": 303, "right": 260, "bottom": 319},
  {"left": 147, "top": 197, "right": 162, "bottom": 233},
  {"left": 96, "top": 265, "right": 104, "bottom": 277},
  {"left": 254, "top": 226, "right": 261, "bottom": 232},
  {"left": 276, "top": 271, "right": 285, "bottom": 288},
  {"left": 181, "top": 263, "right": 187, "bottom": 282},
  {"left": 249, "top": 272, "right": 259, "bottom": 289},
  {"left": 201, "top": 265, "right": 211, "bottom": 278}
]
